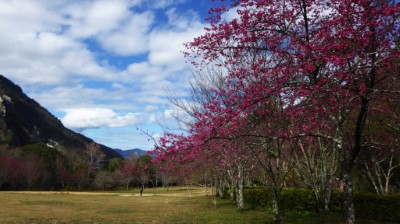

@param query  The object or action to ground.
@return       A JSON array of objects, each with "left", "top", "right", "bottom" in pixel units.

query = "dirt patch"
[
  {"left": 3, "top": 191, "right": 206, "bottom": 197},
  {"left": 4, "top": 191, "right": 118, "bottom": 196},
  {"left": 118, "top": 194, "right": 153, "bottom": 197}
]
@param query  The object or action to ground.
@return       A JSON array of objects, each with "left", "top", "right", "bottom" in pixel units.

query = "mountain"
[
  {"left": 0, "top": 75, "right": 122, "bottom": 160},
  {"left": 113, "top": 148, "right": 147, "bottom": 158}
]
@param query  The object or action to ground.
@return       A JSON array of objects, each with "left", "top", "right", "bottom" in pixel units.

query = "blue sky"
[{"left": 0, "top": 0, "right": 219, "bottom": 150}]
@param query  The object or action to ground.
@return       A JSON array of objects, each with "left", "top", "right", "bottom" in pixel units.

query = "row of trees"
[
  {"left": 0, "top": 143, "right": 161, "bottom": 193},
  {"left": 0, "top": 143, "right": 92, "bottom": 190},
  {"left": 150, "top": 0, "right": 399, "bottom": 224}
]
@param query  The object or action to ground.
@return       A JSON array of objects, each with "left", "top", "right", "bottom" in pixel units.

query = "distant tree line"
[{"left": 0, "top": 142, "right": 180, "bottom": 192}]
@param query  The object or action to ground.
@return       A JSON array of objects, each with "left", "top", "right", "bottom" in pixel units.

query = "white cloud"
[
  {"left": 148, "top": 9, "right": 205, "bottom": 70},
  {"left": 65, "top": 1, "right": 156, "bottom": 56},
  {"left": 29, "top": 84, "right": 144, "bottom": 115},
  {"left": 33, "top": 32, "right": 77, "bottom": 55},
  {"left": 149, "top": 0, "right": 186, "bottom": 9},
  {"left": 62, "top": 107, "right": 142, "bottom": 130},
  {"left": 0, "top": 1, "right": 70, "bottom": 85},
  {"left": 111, "top": 82, "right": 126, "bottom": 90},
  {"left": 29, "top": 85, "right": 105, "bottom": 110},
  {"left": 64, "top": 0, "right": 132, "bottom": 38},
  {"left": 97, "top": 11, "right": 154, "bottom": 56},
  {"left": 0, "top": 1, "right": 64, "bottom": 34},
  {"left": 0, "top": 31, "right": 115, "bottom": 85},
  {"left": 124, "top": 62, "right": 166, "bottom": 84},
  {"left": 59, "top": 48, "right": 116, "bottom": 80},
  {"left": 165, "top": 8, "right": 199, "bottom": 30},
  {"left": 0, "top": 0, "right": 120, "bottom": 86},
  {"left": 148, "top": 30, "right": 188, "bottom": 68},
  {"left": 144, "top": 105, "right": 159, "bottom": 111},
  {"left": 164, "top": 109, "right": 176, "bottom": 118},
  {"left": 151, "top": 133, "right": 163, "bottom": 140}
]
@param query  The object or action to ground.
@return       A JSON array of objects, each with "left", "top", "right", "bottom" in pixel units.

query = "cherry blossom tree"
[
  {"left": 0, "top": 149, "right": 15, "bottom": 188},
  {"left": 135, "top": 155, "right": 151, "bottom": 196},
  {"left": 115, "top": 156, "right": 136, "bottom": 190},
  {"left": 184, "top": 1, "right": 399, "bottom": 223},
  {"left": 20, "top": 156, "right": 42, "bottom": 189}
]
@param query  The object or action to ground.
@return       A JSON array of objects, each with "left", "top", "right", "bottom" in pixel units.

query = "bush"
[
  {"left": 280, "top": 188, "right": 316, "bottom": 212},
  {"left": 328, "top": 190, "right": 343, "bottom": 213},
  {"left": 239, "top": 187, "right": 400, "bottom": 222},
  {"left": 244, "top": 187, "right": 271, "bottom": 209},
  {"left": 354, "top": 192, "right": 400, "bottom": 221}
]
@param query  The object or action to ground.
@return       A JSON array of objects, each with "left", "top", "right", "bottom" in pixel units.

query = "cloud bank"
[{"left": 62, "top": 108, "right": 141, "bottom": 130}]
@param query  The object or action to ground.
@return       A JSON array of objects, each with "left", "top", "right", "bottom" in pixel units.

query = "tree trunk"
[
  {"left": 218, "top": 178, "right": 225, "bottom": 198},
  {"left": 210, "top": 177, "right": 218, "bottom": 207},
  {"left": 323, "top": 179, "right": 332, "bottom": 213},
  {"left": 185, "top": 178, "right": 191, "bottom": 199},
  {"left": 204, "top": 175, "right": 209, "bottom": 196},
  {"left": 343, "top": 172, "right": 355, "bottom": 224},
  {"left": 236, "top": 182, "right": 244, "bottom": 209},
  {"left": 236, "top": 165, "right": 244, "bottom": 210},
  {"left": 140, "top": 184, "right": 144, "bottom": 196},
  {"left": 271, "top": 187, "right": 281, "bottom": 224},
  {"left": 230, "top": 177, "right": 235, "bottom": 200}
]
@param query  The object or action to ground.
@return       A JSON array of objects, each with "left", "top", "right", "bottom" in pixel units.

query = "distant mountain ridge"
[
  {"left": 0, "top": 75, "right": 122, "bottom": 160},
  {"left": 113, "top": 148, "right": 147, "bottom": 158}
]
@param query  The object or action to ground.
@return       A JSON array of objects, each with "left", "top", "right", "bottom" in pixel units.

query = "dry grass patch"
[
  {"left": 2, "top": 187, "right": 381, "bottom": 223},
  {"left": 0, "top": 187, "right": 268, "bottom": 223}
]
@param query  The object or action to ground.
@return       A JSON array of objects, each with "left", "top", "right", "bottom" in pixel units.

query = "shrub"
[
  {"left": 239, "top": 187, "right": 400, "bottom": 222},
  {"left": 354, "top": 192, "right": 400, "bottom": 221},
  {"left": 328, "top": 190, "right": 343, "bottom": 213},
  {"left": 244, "top": 187, "right": 271, "bottom": 209},
  {"left": 280, "top": 188, "right": 316, "bottom": 212}
]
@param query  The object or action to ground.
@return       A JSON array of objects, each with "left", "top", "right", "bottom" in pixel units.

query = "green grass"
[{"left": 0, "top": 187, "right": 392, "bottom": 223}]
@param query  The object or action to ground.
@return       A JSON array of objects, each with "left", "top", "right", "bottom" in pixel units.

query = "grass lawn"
[{"left": 0, "top": 187, "right": 391, "bottom": 223}]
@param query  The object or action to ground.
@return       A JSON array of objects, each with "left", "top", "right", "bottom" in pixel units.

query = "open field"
[{"left": 0, "top": 187, "right": 390, "bottom": 224}]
